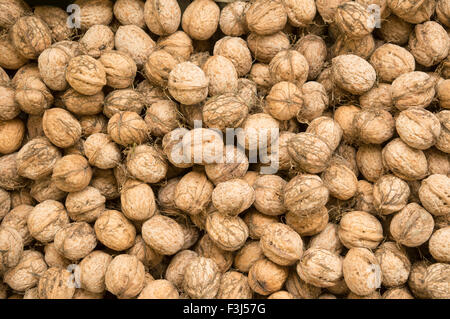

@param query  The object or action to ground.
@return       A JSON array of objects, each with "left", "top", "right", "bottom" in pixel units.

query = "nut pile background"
[{"left": 0, "top": 0, "right": 449, "bottom": 300}]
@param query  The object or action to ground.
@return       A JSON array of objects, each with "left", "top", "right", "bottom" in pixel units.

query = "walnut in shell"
[
  {"left": 183, "top": 257, "right": 221, "bottom": 299},
  {"left": 27, "top": 200, "right": 69, "bottom": 244},
  {"left": 107, "top": 111, "right": 148, "bottom": 146},
  {"left": 331, "top": 54, "right": 376, "bottom": 95},
  {"left": 54, "top": 222, "right": 97, "bottom": 261},
  {"left": 114, "top": 25, "right": 155, "bottom": 68},
  {"left": 142, "top": 215, "right": 184, "bottom": 256},
  {"left": 212, "top": 179, "right": 254, "bottom": 216},
  {"left": 52, "top": 155, "right": 92, "bottom": 192},
  {"left": 168, "top": 62, "right": 209, "bottom": 105},
  {"left": 3, "top": 250, "right": 47, "bottom": 292},
  {"left": 382, "top": 138, "right": 428, "bottom": 181},
  {"left": 248, "top": 258, "right": 288, "bottom": 296},
  {"left": 338, "top": 211, "right": 383, "bottom": 249},
  {"left": 287, "top": 133, "right": 332, "bottom": 173},
  {"left": 94, "top": 210, "right": 136, "bottom": 251},
  {"left": 390, "top": 203, "right": 435, "bottom": 247},
  {"left": 418, "top": 174, "right": 450, "bottom": 217},
  {"left": 260, "top": 223, "right": 303, "bottom": 266},
  {"left": 104, "top": 254, "right": 145, "bottom": 298},
  {"left": 38, "top": 267, "right": 75, "bottom": 299},
  {"left": 343, "top": 247, "right": 382, "bottom": 296},
  {"left": 266, "top": 81, "right": 303, "bottom": 121},
  {"left": 66, "top": 55, "right": 107, "bottom": 96},
  {"left": 297, "top": 248, "right": 343, "bottom": 288},
  {"left": 10, "top": 16, "right": 52, "bottom": 59},
  {"left": 181, "top": 0, "right": 220, "bottom": 40},
  {"left": 247, "top": 31, "right": 291, "bottom": 64}
]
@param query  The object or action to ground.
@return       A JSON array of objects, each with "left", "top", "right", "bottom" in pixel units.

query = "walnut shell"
[
  {"left": 285, "top": 206, "right": 329, "bottom": 236},
  {"left": 377, "top": 14, "right": 412, "bottom": 45},
  {"left": 0, "top": 226, "right": 23, "bottom": 272},
  {"left": 113, "top": 0, "right": 145, "bottom": 28},
  {"left": 38, "top": 267, "right": 75, "bottom": 299},
  {"left": 104, "top": 254, "right": 145, "bottom": 298},
  {"left": 80, "top": 25, "right": 114, "bottom": 59},
  {"left": 120, "top": 179, "right": 156, "bottom": 222},
  {"left": 195, "top": 233, "right": 233, "bottom": 273},
  {"left": 212, "top": 179, "right": 254, "bottom": 216},
  {"left": 157, "top": 31, "right": 193, "bottom": 61},
  {"left": 16, "top": 137, "right": 61, "bottom": 180},
  {"left": 260, "top": 223, "right": 303, "bottom": 266},
  {"left": 283, "top": 0, "right": 316, "bottom": 27},
  {"left": 243, "top": 209, "right": 278, "bottom": 240},
  {"left": 165, "top": 250, "right": 198, "bottom": 289},
  {"left": 10, "top": 16, "right": 52, "bottom": 59},
  {"left": 0, "top": 33, "right": 28, "bottom": 70},
  {"left": 331, "top": 34, "right": 375, "bottom": 60},
  {"left": 107, "top": 111, "right": 148, "bottom": 146},
  {"left": 429, "top": 227, "right": 450, "bottom": 263},
  {"left": 382, "top": 138, "right": 428, "bottom": 181},
  {"left": 297, "top": 248, "right": 343, "bottom": 288},
  {"left": 251, "top": 175, "right": 286, "bottom": 216},
  {"left": 213, "top": 37, "right": 252, "bottom": 77},
  {"left": 343, "top": 247, "right": 382, "bottom": 296},
  {"left": 84, "top": 133, "right": 120, "bottom": 170},
  {"left": 216, "top": 271, "right": 252, "bottom": 299},
  {"left": 353, "top": 109, "right": 395, "bottom": 145},
  {"left": 356, "top": 144, "right": 386, "bottom": 182},
  {"left": 296, "top": 81, "right": 328, "bottom": 123},
  {"left": 4, "top": 250, "right": 47, "bottom": 292},
  {"left": 408, "top": 261, "right": 430, "bottom": 299},
  {"left": 285, "top": 269, "right": 322, "bottom": 298},
  {"left": 266, "top": 81, "right": 303, "bottom": 121},
  {"left": 335, "top": 2, "right": 375, "bottom": 39},
  {"left": 0, "top": 0, "right": 30, "bottom": 29},
  {"left": 183, "top": 257, "right": 221, "bottom": 299},
  {"left": 104, "top": 89, "right": 145, "bottom": 118},
  {"left": 168, "top": 62, "right": 209, "bottom": 105},
  {"left": 387, "top": 0, "right": 435, "bottom": 24},
  {"left": 115, "top": 25, "right": 155, "bottom": 68},
  {"left": 94, "top": 210, "right": 136, "bottom": 251},
  {"left": 75, "top": 0, "right": 113, "bottom": 30},
  {"left": 287, "top": 132, "right": 332, "bottom": 173},
  {"left": 419, "top": 174, "right": 450, "bottom": 217},
  {"left": 338, "top": 211, "right": 383, "bottom": 249},
  {"left": 284, "top": 174, "right": 329, "bottom": 215},
  {"left": 182, "top": 0, "right": 219, "bottom": 40},
  {"left": 30, "top": 177, "right": 66, "bottom": 203},
  {"left": 294, "top": 35, "right": 327, "bottom": 80},
  {"left": 27, "top": 200, "right": 69, "bottom": 244},
  {"left": 79, "top": 250, "right": 112, "bottom": 294},
  {"left": 0, "top": 85, "right": 20, "bottom": 121},
  {"left": 309, "top": 223, "right": 343, "bottom": 255},
  {"left": 14, "top": 75, "right": 54, "bottom": 116},
  {"left": 248, "top": 258, "right": 288, "bottom": 296},
  {"left": 375, "top": 242, "right": 411, "bottom": 287},
  {"left": 396, "top": 108, "right": 441, "bottom": 150},
  {"left": 247, "top": 31, "right": 291, "bottom": 63},
  {"left": 99, "top": 50, "right": 137, "bottom": 89},
  {"left": 370, "top": 44, "right": 415, "bottom": 83},
  {"left": 0, "top": 118, "right": 24, "bottom": 155},
  {"left": 0, "top": 153, "right": 27, "bottom": 190},
  {"left": 61, "top": 88, "right": 104, "bottom": 116},
  {"left": 373, "top": 174, "right": 410, "bottom": 215},
  {"left": 52, "top": 155, "right": 92, "bottom": 192},
  {"left": 233, "top": 240, "right": 265, "bottom": 273},
  {"left": 424, "top": 263, "right": 450, "bottom": 299},
  {"left": 206, "top": 211, "right": 248, "bottom": 251},
  {"left": 390, "top": 203, "right": 434, "bottom": 247},
  {"left": 138, "top": 279, "right": 179, "bottom": 299},
  {"left": 436, "top": 110, "right": 450, "bottom": 153},
  {"left": 409, "top": 21, "right": 450, "bottom": 67},
  {"left": 219, "top": 1, "right": 249, "bottom": 37},
  {"left": 66, "top": 55, "right": 107, "bottom": 96},
  {"left": 80, "top": 114, "right": 108, "bottom": 137},
  {"left": 1, "top": 204, "right": 33, "bottom": 245},
  {"left": 203, "top": 93, "right": 248, "bottom": 131},
  {"left": 54, "top": 222, "right": 97, "bottom": 261},
  {"left": 144, "top": 0, "right": 180, "bottom": 36},
  {"left": 332, "top": 54, "right": 376, "bottom": 95},
  {"left": 391, "top": 71, "right": 435, "bottom": 111},
  {"left": 205, "top": 146, "right": 249, "bottom": 185},
  {"left": 142, "top": 215, "right": 184, "bottom": 255},
  {"left": 245, "top": 0, "right": 287, "bottom": 36},
  {"left": 38, "top": 42, "right": 80, "bottom": 92}
]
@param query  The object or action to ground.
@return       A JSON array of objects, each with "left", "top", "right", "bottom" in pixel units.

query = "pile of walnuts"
[{"left": 0, "top": 0, "right": 449, "bottom": 300}]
